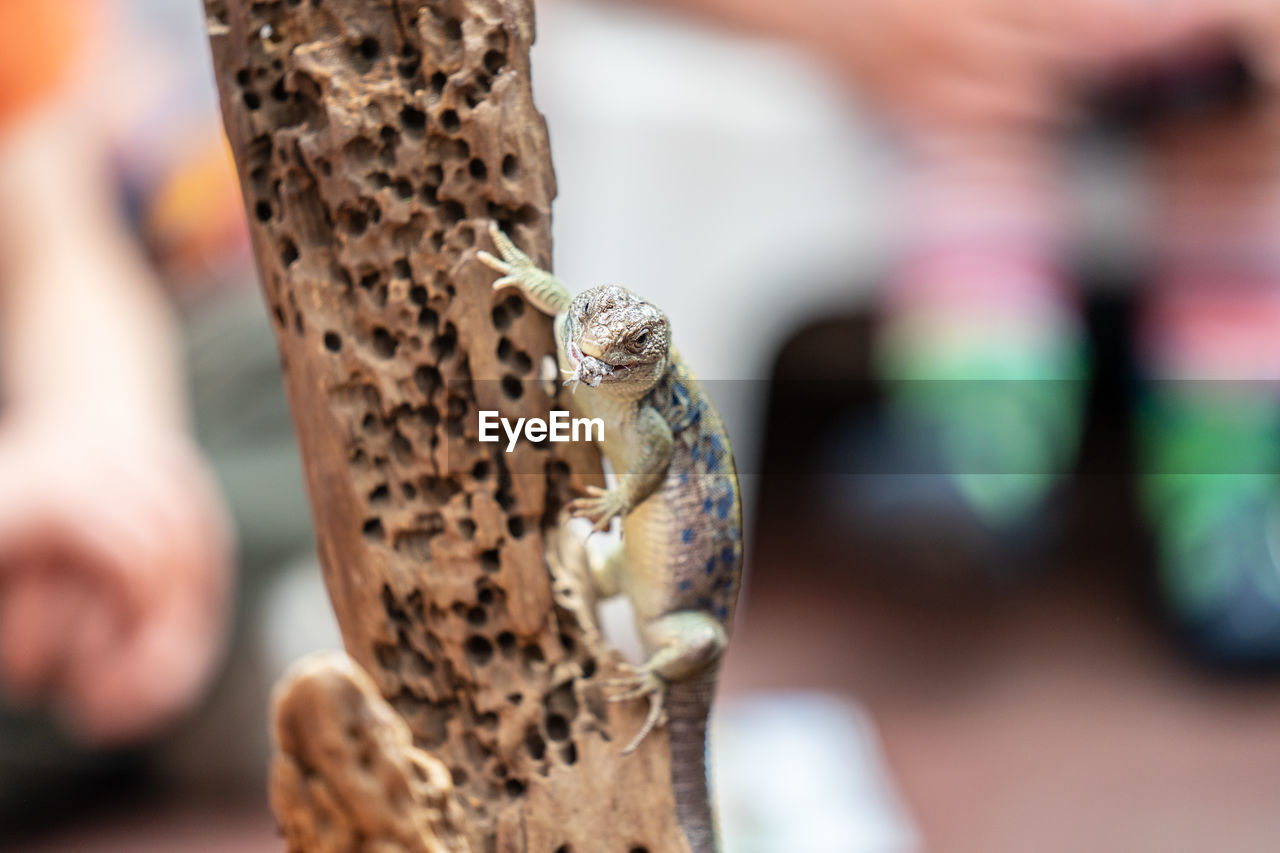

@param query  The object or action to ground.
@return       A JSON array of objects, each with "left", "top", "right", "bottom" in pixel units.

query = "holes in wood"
[
  {"left": 362, "top": 518, "right": 386, "bottom": 542},
  {"left": 465, "top": 635, "right": 494, "bottom": 666}
]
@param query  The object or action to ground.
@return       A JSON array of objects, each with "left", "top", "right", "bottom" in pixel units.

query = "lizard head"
[{"left": 561, "top": 284, "right": 669, "bottom": 399}]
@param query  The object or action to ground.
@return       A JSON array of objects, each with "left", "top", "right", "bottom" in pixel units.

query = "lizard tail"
[{"left": 666, "top": 668, "right": 720, "bottom": 853}]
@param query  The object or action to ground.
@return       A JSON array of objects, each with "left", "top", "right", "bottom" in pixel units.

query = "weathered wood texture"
[
  {"left": 271, "top": 652, "right": 471, "bottom": 852},
  {"left": 203, "top": 1, "right": 691, "bottom": 850}
]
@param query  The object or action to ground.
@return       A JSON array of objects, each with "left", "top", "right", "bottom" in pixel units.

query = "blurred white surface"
[
  {"left": 714, "top": 692, "right": 921, "bottom": 853},
  {"left": 260, "top": 557, "right": 344, "bottom": 680}
]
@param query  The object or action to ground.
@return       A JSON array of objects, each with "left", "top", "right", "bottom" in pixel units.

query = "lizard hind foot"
[
  {"left": 604, "top": 668, "right": 668, "bottom": 754},
  {"left": 622, "top": 691, "right": 667, "bottom": 755}
]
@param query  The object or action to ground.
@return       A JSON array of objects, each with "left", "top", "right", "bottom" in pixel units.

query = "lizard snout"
[{"left": 578, "top": 335, "right": 607, "bottom": 361}]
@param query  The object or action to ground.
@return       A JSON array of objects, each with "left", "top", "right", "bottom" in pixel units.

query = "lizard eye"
[{"left": 627, "top": 331, "right": 649, "bottom": 353}]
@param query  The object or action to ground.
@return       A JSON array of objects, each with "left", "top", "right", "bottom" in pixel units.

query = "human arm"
[{"left": 0, "top": 86, "right": 233, "bottom": 745}]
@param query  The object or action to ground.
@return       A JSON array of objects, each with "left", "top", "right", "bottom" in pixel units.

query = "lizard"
[{"left": 478, "top": 222, "right": 743, "bottom": 853}]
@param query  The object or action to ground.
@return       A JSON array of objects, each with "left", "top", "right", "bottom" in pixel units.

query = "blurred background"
[{"left": 3, "top": 0, "right": 1280, "bottom": 850}]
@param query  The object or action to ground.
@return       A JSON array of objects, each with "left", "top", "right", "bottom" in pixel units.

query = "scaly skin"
[{"left": 479, "top": 224, "right": 742, "bottom": 853}]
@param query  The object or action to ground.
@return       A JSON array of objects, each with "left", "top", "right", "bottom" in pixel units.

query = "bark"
[{"left": 202, "top": 1, "right": 693, "bottom": 850}]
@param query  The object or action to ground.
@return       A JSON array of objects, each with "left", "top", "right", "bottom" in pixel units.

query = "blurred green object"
[
  {"left": 878, "top": 318, "right": 1088, "bottom": 533},
  {"left": 1140, "top": 386, "right": 1280, "bottom": 664}
]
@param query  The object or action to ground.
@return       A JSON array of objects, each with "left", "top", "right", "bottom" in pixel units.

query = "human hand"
[
  {"left": 1228, "top": 0, "right": 1280, "bottom": 88},
  {"left": 797, "top": 0, "right": 1236, "bottom": 129},
  {"left": 0, "top": 416, "right": 233, "bottom": 745}
]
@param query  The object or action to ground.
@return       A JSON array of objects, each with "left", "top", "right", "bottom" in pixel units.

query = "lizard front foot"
[
  {"left": 567, "top": 485, "right": 627, "bottom": 532},
  {"left": 604, "top": 665, "right": 667, "bottom": 754},
  {"left": 477, "top": 222, "right": 537, "bottom": 290}
]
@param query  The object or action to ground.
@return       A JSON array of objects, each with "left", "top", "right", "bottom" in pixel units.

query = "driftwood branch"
[
  {"left": 203, "top": 0, "right": 692, "bottom": 849},
  {"left": 270, "top": 652, "right": 471, "bottom": 852}
]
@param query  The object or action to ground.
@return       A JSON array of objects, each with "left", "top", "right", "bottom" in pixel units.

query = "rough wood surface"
[
  {"left": 270, "top": 652, "right": 472, "bottom": 852},
  {"left": 203, "top": 1, "right": 693, "bottom": 850}
]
